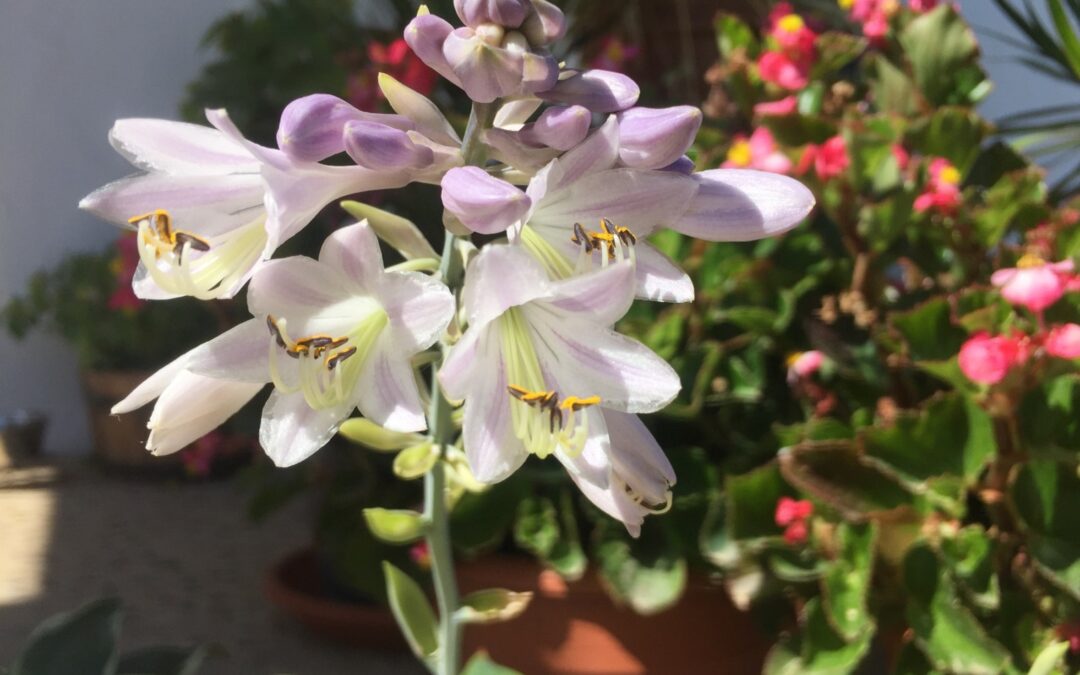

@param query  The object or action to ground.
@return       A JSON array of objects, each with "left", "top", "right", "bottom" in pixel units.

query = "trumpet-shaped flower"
[
  {"left": 442, "top": 119, "right": 815, "bottom": 303},
  {"left": 438, "top": 245, "right": 679, "bottom": 535},
  {"left": 112, "top": 221, "right": 454, "bottom": 467},
  {"left": 80, "top": 110, "right": 437, "bottom": 301}
]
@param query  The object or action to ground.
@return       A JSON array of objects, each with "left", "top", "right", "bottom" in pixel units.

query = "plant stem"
[{"left": 422, "top": 101, "right": 496, "bottom": 675}]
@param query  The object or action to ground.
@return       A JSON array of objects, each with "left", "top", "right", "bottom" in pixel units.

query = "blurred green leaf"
[
  {"left": 1019, "top": 375, "right": 1080, "bottom": 456},
  {"left": 890, "top": 297, "right": 968, "bottom": 362},
  {"left": 115, "top": 646, "right": 210, "bottom": 675},
  {"left": 1010, "top": 461, "right": 1080, "bottom": 599},
  {"left": 812, "top": 32, "right": 868, "bottom": 79},
  {"left": 513, "top": 493, "right": 586, "bottom": 580},
  {"left": 726, "top": 462, "right": 789, "bottom": 541},
  {"left": 904, "top": 546, "right": 1012, "bottom": 674},
  {"left": 906, "top": 107, "right": 988, "bottom": 174},
  {"left": 451, "top": 474, "right": 525, "bottom": 557},
  {"left": 11, "top": 598, "right": 121, "bottom": 675},
  {"left": 595, "top": 523, "right": 687, "bottom": 615},
  {"left": 715, "top": 13, "right": 757, "bottom": 58},
  {"left": 939, "top": 526, "right": 1000, "bottom": 611},
  {"left": 821, "top": 523, "right": 877, "bottom": 641},
  {"left": 461, "top": 652, "right": 521, "bottom": 675},
  {"left": 1027, "top": 640, "right": 1070, "bottom": 675},
  {"left": 870, "top": 55, "right": 917, "bottom": 115},
  {"left": 900, "top": 5, "right": 986, "bottom": 106},
  {"left": 764, "top": 598, "right": 873, "bottom": 675}
]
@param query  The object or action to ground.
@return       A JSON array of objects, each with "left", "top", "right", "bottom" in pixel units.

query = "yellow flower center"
[
  {"left": 778, "top": 14, "right": 805, "bottom": 33},
  {"left": 786, "top": 352, "right": 805, "bottom": 368},
  {"left": 1017, "top": 253, "right": 1046, "bottom": 269},
  {"left": 938, "top": 165, "right": 961, "bottom": 186},
  {"left": 727, "top": 139, "right": 753, "bottom": 167},
  {"left": 838, "top": 0, "right": 855, "bottom": 9}
]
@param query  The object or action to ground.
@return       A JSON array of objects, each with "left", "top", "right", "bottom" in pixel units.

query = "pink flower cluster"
[
  {"left": 958, "top": 255, "right": 1080, "bottom": 385},
  {"left": 775, "top": 497, "right": 814, "bottom": 545},
  {"left": 914, "top": 158, "right": 962, "bottom": 215},
  {"left": 797, "top": 136, "right": 849, "bottom": 181},
  {"left": 757, "top": 4, "right": 818, "bottom": 91},
  {"left": 842, "top": 0, "right": 939, "bottom": 43},
  {"left": 722, "top": 127, "right": 792, "bottom": 174}
]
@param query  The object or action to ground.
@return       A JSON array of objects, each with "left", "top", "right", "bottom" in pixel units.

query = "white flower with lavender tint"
[
  {"left": 438, "top": 244, "right": 680, "bottom": 535},
  {"left": 113, "top": 221, "right": 454, "bottom": 467}
]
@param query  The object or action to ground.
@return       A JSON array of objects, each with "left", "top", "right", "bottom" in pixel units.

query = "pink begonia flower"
[
  {"left": 775, "top": 496, "right": 813, "bottom": 545},
  {"left": 589, "top": 35, "right": 640, "bottom": 73},
  {"left": 892, "top": 144, "right": 910, "bottom": 171},
  {"left": 798, "top": 136, "right": 849, "bottom": 180},
  {"left": 958, "top": 332, "right": 1026, "bottom": 385},
  {"left": 1045, "top": 323, "right": 1080, "bottom": 359},
  {"left": 913, "top": 158, "right": 962, "bottom": 215},
  {"left": 909, "top": 0, "right": 940, "bottom": 12},
  {"left": 991, "top": 257, "right": 1074, "bottom": 313},
  {"left": 758, "top": 50, "right": 811, "bottom": 91},
  {"left": 787, "top": 350, "right": 825, "bottom": 380},
  {"left": 767, "top": 5, "right": 817, "bottom": 57},
  {"left": 843, "top": 0, "right": 900, "bottom": 42},
  {"left": 754, "top": 96, "right": 799, "bottom": 117},
  {"left": 722, "top": 127, "right": 793, "bottom": 174}
]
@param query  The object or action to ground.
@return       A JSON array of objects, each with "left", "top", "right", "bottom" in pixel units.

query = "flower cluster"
[
  {"left": 81, "top": 0, "right": 813, "bottom": 537},
  {"left": 775, "top": 496, "right": 814, "bottom": 545},
  {"left": 758, "top": 3, "right": 819, "bottom": 91}
]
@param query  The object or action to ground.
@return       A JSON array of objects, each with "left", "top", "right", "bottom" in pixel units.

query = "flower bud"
[
  {"left": 539, "top": 69, "right": 640, "bottom": 113},
  {"left": 661, "top": 156, "right": 695, "bottom": 175},
  {"left": 344, "top": 121, "right": 434, "bottom": 171},
  {"left": 404, "top": 13, "right": 460, "bottom": 86},
  {"left": 617, "top": 105, "right": 702, "bottom": 170},
  {"left": 277, "top": 95, "right": 414, "bottom": 163},
  {"left": 443, "top": 28, "right": 525, "bottom": 103},
  {"left": 454, "top": 0, "right": 530, "bottom": 28},
  {"left": 521, "top": 0, "right": 566, "bottom": 46},
  {"left": 441, "top": 167, "right": 531, "bottom": 234},
  {"left": 521, "top": 105, "right": 590, "bottom": 151}
]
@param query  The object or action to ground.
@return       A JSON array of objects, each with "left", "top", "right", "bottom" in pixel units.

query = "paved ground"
[{"left": 0, "top": 462, "right": 423, "bottom": 675}]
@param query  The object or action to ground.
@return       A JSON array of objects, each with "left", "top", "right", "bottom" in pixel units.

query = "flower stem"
[{"left": 423, "top": 101, "right": 496, "bottom": 675}]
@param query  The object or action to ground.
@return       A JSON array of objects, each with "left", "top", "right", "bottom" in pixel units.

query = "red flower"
[
  {"left": 347, "top": 38, "right": 438, "bottom": 112},
  {"left": 914, "top": 158, "right": 962, "bottom": 215},
  {"left": 775, "top": 497, "right": 813, "bottom": 545},
  {"left": 958, "top": 332, "right": 1026, "bottom": 385},
  {"left": 799, "top": 136, "right": 849, "bottom": 181},
  {"left": 1045, "top": 323, "right": 1080, "bottom": 360}
]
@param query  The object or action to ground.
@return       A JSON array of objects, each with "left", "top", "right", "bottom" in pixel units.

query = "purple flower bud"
[
  {"left": 521, "top": 0, "right": 566, "bottom": 46},
  {"left": 404, "top": 13, "right": 460, "bottom": 86},
  {"left": 278, "top": 95, "right": 417, "bottom": 162},
  {"left": 443, "top": 29, "right": 524, "bottom": 103},
  {"left": 521, "top": 105, "right": 591, "bottom": 151},
  {"left": 519, "top": 49, "right": 559, "bottom": 95},
  {"left": 441, "top": 166, "right": 531, "bottom": 234},
  {"left": 617, "top": 106, "right": 703, "bottom": 170},
  {"left": 344, "top": 121, "right": 434, "bottom": 171},
  {"left": 538, "top": 70, "right": 640, "bottom": 113},
  {"left": 454, "top": 0, "right": 531, "bottom": 28}
]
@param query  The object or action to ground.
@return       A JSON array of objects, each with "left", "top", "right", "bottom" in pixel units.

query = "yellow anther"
[
  {"left": 560, "top": 395, "right": 601, "bottom": 411},
  {"left": 1017, "top": 253, "right": 1046, "bottom": 269},
  {"left": 778, "top": 14, "right": 805, "bottom": 33},
  {"left": 785, "top": 352, "right": 805, "bottom": 368},
  {"left": 938, "top": 165, "right": 961, "bottom": 186}
]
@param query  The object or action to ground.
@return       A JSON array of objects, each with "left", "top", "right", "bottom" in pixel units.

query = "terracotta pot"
[
  {"left": 266, "top": 548, "right": 769, "bottom": 673},
  {"left": 80, "top": 370, "right": 184, "bottom": 474},
  {"left": 459, "top": 555, "right": 769, "bottom": 674},
  {"left": 264, "top": 548, "right": 408, "bottom": 650}
]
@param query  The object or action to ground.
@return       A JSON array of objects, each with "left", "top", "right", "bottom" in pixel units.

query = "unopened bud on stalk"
[
  {"left": 343, "top": 121, "right": 434, "bottom": 170},
  {"left": 277, "top": 94, "right": 412, "bottom": 162},
  {"left": 454, "top": 0, "right": 531, "bottom": 29},
  {"left": 441, "top": 166, "right": 531, "bottom": 234},
  {"left": 617, "top": 106, "right": 703, "bottom": 170},
  {"left": 521, "top": 0, "right": 565, "bottom": 45},
  {"left": 539, "top": 70, "right": 640, "bottom": 113},
  {"left": 521, "top": 105, "right": 591, "bottom": 151}
]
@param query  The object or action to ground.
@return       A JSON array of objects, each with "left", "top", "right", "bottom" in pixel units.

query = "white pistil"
[{"left": 267, "top": 304, "right": 388, "bottom": 410}]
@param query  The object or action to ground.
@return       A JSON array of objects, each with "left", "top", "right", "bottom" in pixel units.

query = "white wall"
[
  {"left": 0, "top": 0, "right": 1075, "bottom": 454},
  {"left": 0, "top": 0, "right": 251, "bottom": 454}
]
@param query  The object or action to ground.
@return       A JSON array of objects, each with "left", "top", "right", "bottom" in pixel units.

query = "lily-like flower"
[
  {"left": 80, "top": 110, "right": 435, "bottom": 301},
  {"left": 441, "top": 119, "right": 813, "bottom": 303},
  {"left": 438, "top": 245, "right": 679, "bottom": 535},
  {"left": 991, "top": 256, "right": 1074, "bottom": 313},
  {"left": 112, "top": 221, "right": 454, "bottom": 467}
]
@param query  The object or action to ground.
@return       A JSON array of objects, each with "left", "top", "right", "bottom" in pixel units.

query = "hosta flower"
[
  {"left": 438, "top": 245, "right": 679, "bottom": 535},
  {"left": 914, "top": 157, "right": 962, "bottom": 215},
  {"left": 442, "top": 118, "right": 815, "bottom": 303},
  {"left": 112, "top": 221, "right": 454, "bottom": 467},
  {"left": 958, "top": 332, "right": 1026, "bottom": 385},
  {"left": 722, "top": 127, "right": 793, "bottom": 174},
  {"left": 80, "top": 110, "right": 434, "bottom": 301},
  {"left": 1045, "top": 323, "right": 1080, "bottom": 360},
  {"left": 991, "top": 256, "right": 1074, "bottom": 313}
]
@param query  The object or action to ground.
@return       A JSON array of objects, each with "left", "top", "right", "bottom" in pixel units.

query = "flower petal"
[
  {"left": 443, "top": 29, "right": 524, "bottom": 104},
  {"left": 354, "top": 335, "right": 427, "bottom": 433},
  {"left": 109, "top": 119, "right": 257, "bottom": 175},
  {"left": 111, "top": 350, "right": 192, "bottom": 414},
  {"left": 462, "top": 244, "right": 552, "bottom": 329},
  {"left": 528, "top": 313, "right": 681, "bottom": 413},
  {"left": 668, "top": 169, "right": 815, "bottom": 241},
  {"left": 147, "top": 373, "right": 262, "bottom": 456},
  {"left": 185, "top": 319, "right": 272, "bottom": 383},
  {"left": 634, "top": 243, "right": 694, "bottom": 303},
  {"left": 259, "top": 390, "right": 353, "bottom": 467},
  {"left": 247, "top": 257, "right": 350, "bottom": 319},
  {"left": 439, "top": 326, "right": 482, "bottom": 401},
  {"left": 318, "top": 220, "right": 384, "bottom": 291},
  {"left": 555, "top": 407, "right": 611, "bottom": 488},
  {"left": 616, "top": 106, "right": 703, "bottom": 170},
  {"left": 538, "top": 69, "right": 640, "bottom": 113},
  {"left": 460, "top": 335, "right": 527, "bottom": 482},
  {"left": 378, "top": 73, "right": 461, "bottom": 147},
  {"left": 379, "top": 271, "right": 455, "bottom": 354},
  {"left": 544, "top": 258, "right": 637, "bottom": 326},
  {"left": 603, "top": 410, "right": 674, "bottom": 505},
  {"left": 442, "top": 167, "right": 531, "bottom": 234},
  {"left": 532, "top": 168, "right": 698, "bottom": 236},
  {"left": 542, "top": 117, "right": 620, "bottom": 194},
  {"left": 566, "top": 471, "right": 648, "bottom": 538}
]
